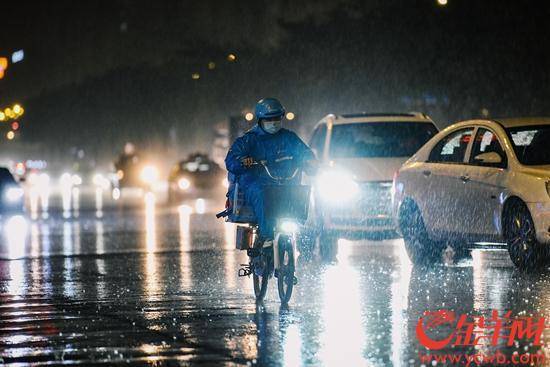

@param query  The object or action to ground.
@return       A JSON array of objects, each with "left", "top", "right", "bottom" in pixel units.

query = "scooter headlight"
[
  {"left": 316, "top": 170, "right": 359, "bottom": 203},
  {"left": 279, "top": 219, "right": 299, "bottom": 234}
]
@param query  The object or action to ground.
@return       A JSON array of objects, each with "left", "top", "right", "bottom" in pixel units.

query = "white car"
[
  {"left": 393, "top": 118, "right": 550, "bottom": 270},
  {"left": 305, "top": 112, "right": 439, "bottom": 256}
]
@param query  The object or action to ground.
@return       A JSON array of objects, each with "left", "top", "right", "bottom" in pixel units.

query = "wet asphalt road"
[{"left": 2, "top": 197, "right": 550, "bottom": 366}]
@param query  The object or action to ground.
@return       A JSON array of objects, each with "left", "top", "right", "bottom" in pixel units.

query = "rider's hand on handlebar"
[{"left": 241, "top": 157, "right": 255, "bottom": 168}]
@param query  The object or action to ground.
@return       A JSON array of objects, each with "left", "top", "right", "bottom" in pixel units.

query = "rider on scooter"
[{"left": 225, "top": 98, "right": 317, "bottom": 248}]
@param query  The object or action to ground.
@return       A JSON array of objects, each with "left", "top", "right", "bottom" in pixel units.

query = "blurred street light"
[
  {"left": 191, "top": 73, "right": 200, "bottom": 80},
  {"left": 208, "top": 61, "right": 216, "bottom": 70},
  {"left": 6, "top": 131, "right": 15, "bottom": 140},
  {"left": 11, "top": 50, "right": 24, "bottom": 64},
  {"left": 227, "top": 53, "right": 237, "bottom": 62},
  {"left": 437, "top": 0, "right": 448, "bottom": 5},
  {"left": 0, "top": 57, "right": 7, "bottom": 79},
  {"left": 11, "top": 122, "right": 19, "bottom": 131},
  {"left": 286, "top": 112, "right": 295, "bottom": 120},
  {"left": 0, "top": 104, "right": 24, "bottom": 120},
  {"left": 245, "top": 112, "right": 254, "bottom": 121}
]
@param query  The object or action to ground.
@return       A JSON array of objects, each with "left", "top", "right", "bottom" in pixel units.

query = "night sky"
[{"left": 1, "top": 0, "right": 549, "bottom": 168}]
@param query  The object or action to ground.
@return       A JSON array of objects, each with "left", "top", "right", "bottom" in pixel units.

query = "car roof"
[
  {"left": 319, "top": 112, "right": 435, "bottom": 126},
  {"left": 493, "top": 117, "right": 550, "bottom": 128},
  {"left": 449, "top": 117, "right": 550, "bottom": 130}
]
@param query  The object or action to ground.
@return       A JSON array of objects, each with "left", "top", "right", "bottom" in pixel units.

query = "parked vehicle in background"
[
  {"left": 393, "top": 118, "right": 550, "bottom": 270},
  {"left": 306, "top": 112, "right": 439, "bottom": 257},
  {"left": 167, "top": 153, "right": 227, "bottom": 205},
  {"left": 112, "top": 143, "right": 160, "bottom": 197},
  {"left": 0, "top": 167, "right": 25, "bottom": 213}
]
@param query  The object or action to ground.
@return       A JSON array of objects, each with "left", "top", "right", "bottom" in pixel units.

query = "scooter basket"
[{"left": 262, "top": 185, "right": 310, "bottom": 223}]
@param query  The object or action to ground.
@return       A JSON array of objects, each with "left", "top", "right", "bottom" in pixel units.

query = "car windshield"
[
  {"left": 329, "top": 122, "right": 438, "bottom": 158},
  {"left": 179, "top": 155, "right": 219, "bottom": 174},
  {"left": 507, "top": 125, "right": 550, "bottom": 165}
]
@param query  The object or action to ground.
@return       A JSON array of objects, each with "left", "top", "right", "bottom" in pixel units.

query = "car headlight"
[
  {"left": 178, "top": 177, "right": 191, "bottom": 190},
  {"left": 5, "top": 187, "right": 24, "bottom": 202},
  {"left": 71, "top": 174, "right": 82, "bottom": 186},
  {"left": 316, "top": 170, "right": 359, "bottom": 203},
  {"left": 140, "top": 165, "right": 159, "bottom": 184}
]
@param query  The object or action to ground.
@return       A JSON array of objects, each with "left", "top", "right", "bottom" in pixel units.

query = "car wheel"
[
  {"left": 504, "top": 199, "right": 549, "bottom": 270},
  {"left": 399, "top": 201, "right": 444, "bottom": 265},
  {"left": 299, "top": 192, "right": 321, "bottom": 259},
  {"left": 319, "top": 232, "right": 338, "bottom": 262}
]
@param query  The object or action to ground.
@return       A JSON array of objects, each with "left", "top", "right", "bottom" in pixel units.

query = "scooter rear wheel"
[{"left": 277, "top": 235, "right": 295, "bottom": 304}]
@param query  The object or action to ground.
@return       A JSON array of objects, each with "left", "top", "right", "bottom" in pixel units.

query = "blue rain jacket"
[{"left": 224, "top": 125, "right": 314, "bottom": 238}]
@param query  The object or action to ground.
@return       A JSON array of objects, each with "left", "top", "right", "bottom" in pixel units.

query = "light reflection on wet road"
[{"left": 2, "top": 201, "right": 550, "bottom": 366}]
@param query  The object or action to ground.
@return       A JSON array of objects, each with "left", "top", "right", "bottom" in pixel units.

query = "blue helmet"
[{"left": 254, "top": 98, "right": 285, "bottom": 120}]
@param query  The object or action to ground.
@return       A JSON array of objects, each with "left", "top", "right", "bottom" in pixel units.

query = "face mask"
[{"left": 262, "top": 120, "right": 282, "bottom": 134}]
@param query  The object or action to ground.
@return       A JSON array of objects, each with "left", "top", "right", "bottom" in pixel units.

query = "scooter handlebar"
[{"left": 251, "top": 157, "right": 299, "bottom": 181}]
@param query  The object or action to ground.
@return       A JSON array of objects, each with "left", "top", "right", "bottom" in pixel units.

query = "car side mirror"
[{"left": 474, "top": 151, "right": 502, "bottom": 164}]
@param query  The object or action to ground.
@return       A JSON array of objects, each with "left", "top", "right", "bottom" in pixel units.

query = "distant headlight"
[
  {"left": 59, "top": 173, "right": 72, "bottom": 187},
  {"left": 140, "top": 165, "right": 159, "bottom": 184},
  {"left": 5, "top": 187, "right": 24, "bottom": 202},
  {"left": 71, "top": 174, "right": 82, "bottom": 186},
  {"left": 93, "top": 174, "right": 110, "bottom": 190},
  {"left": 316, "top": 170, "right": 359, "bottom": 202},
  {"left": 178, "top": 177, "right": 191, "bottom": 190}
]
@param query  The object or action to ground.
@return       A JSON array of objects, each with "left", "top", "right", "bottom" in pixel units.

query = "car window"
[
  {"left": 506, "top": 125, "right": 550, "bottom": 165},
  {"left": 309, "top": 124, "right": 327, "bottom": 156},
  {"left": 328, "top": 122, "right": 438, "bottom": 158},
  {"left": 470, "top": 128, "right": 507, "bottom": 167},
  {"left": 428, "top": 128, "right": 474, "bottom": 163}
]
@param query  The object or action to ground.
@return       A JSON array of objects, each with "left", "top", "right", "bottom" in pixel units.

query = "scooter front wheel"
[
  {"left": 277, "top": 235, "right": 295, "bottom": 304},
  {"left": 252, "top": 241, "right": 270, "bottom": 302}
]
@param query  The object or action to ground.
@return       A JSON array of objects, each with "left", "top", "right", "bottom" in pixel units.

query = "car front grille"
[{"left": 329, "top": 181, "right": 393, "bottom": 226}]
